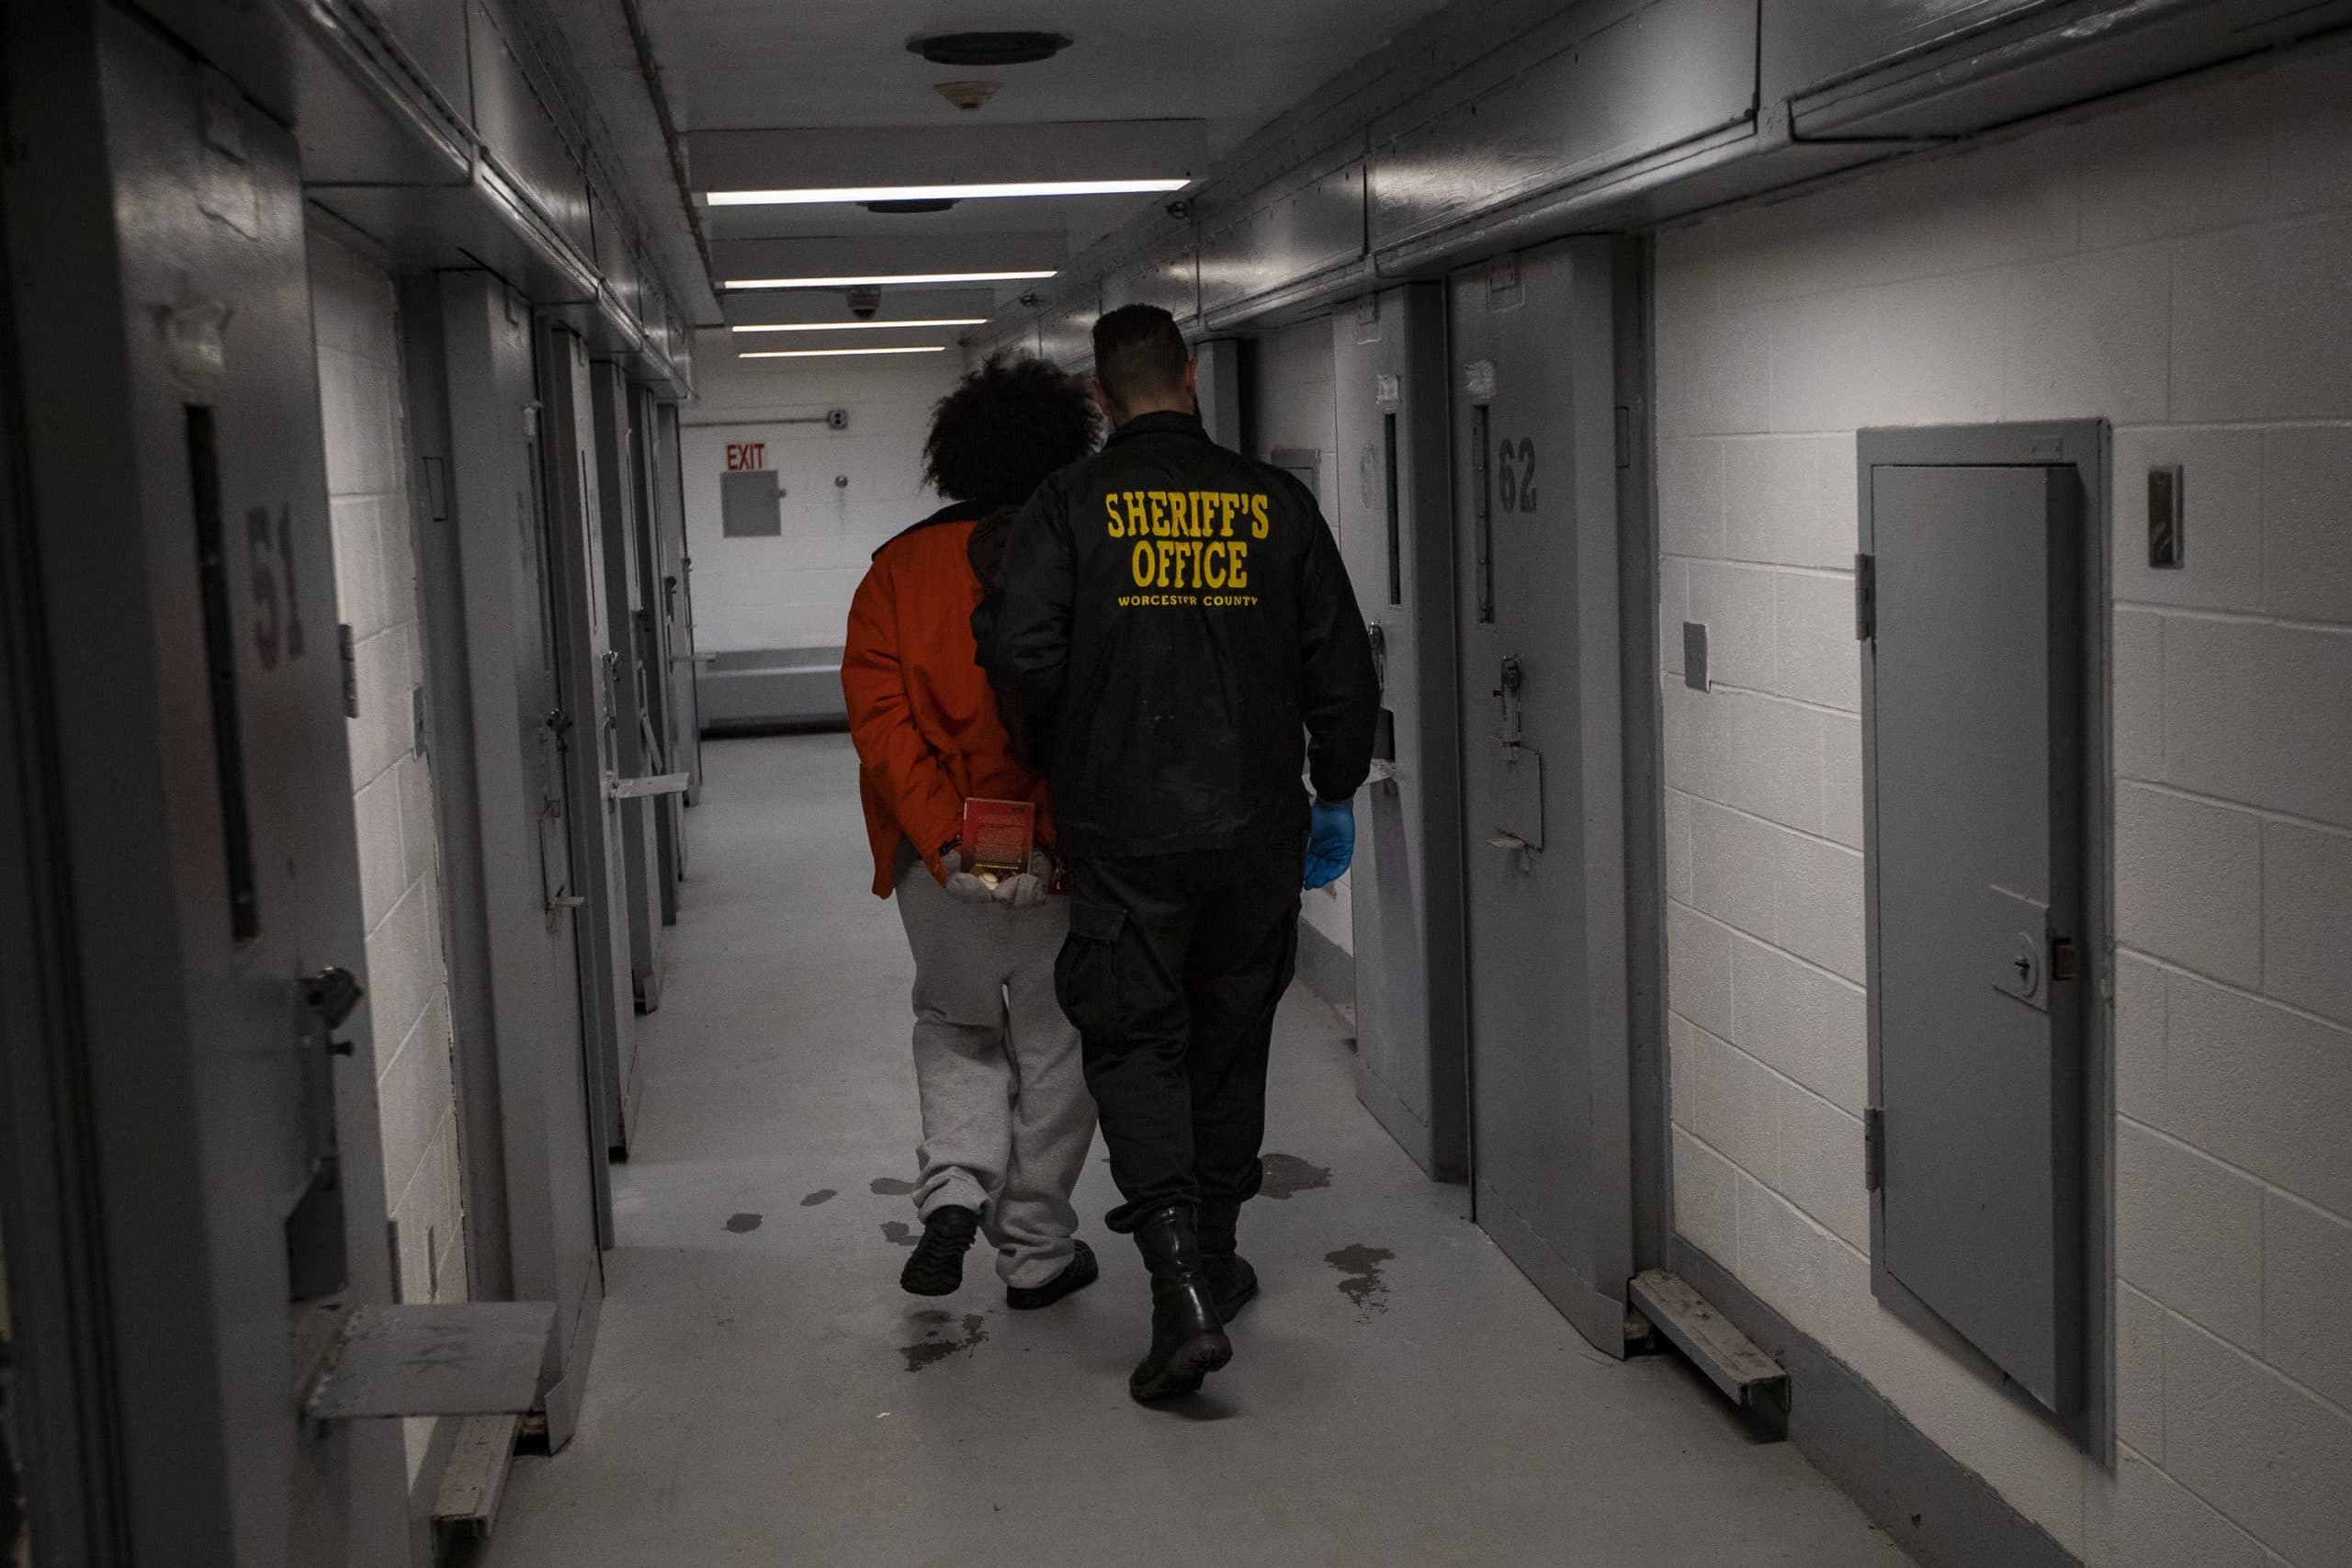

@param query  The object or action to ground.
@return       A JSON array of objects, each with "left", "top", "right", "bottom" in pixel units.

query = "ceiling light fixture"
[
  {"left": 739, "top": 345, "right": 951, "bottom": 359},
  {"left": 730, "top": 318, "right": 987, "bottom": 333},
  {"left": 908, "top": 31, "right": 1071, "bottom": 66},
  {"left": 934, "top": 80, "right": 1001, "bottom": 111},
  {"left": 724, "top": 270, "right": 1054, "bottom": 291},
  {"left": 707, "top": 179, "right": 1188, "bottom": 208}
]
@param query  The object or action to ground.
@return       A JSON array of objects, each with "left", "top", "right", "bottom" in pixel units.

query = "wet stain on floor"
[
  {"left": 723, "top": 1212, "right": 763, "bottom": 1235},
  {"left": 799, "top": 1189, "right": 837, "bottom": 1207},
  {"left": 899, "top": 1311, "right": 989, "bottom": 1372},
  {"left": 870, "top": 1177, "right": 916, "bottom": 1196},
  {"left": 1259, "top": 1153, "right": 1333, "bottom": 1199},
  {"left": 1326, "top": 1243, "right": 1394, "bottom": 1317},
  {"left": 880, "top": 1221, "right": 919, "bottom": 1247}
]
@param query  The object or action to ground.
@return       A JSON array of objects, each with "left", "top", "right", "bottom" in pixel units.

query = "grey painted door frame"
[
  {"left": 1613, "top": 236, "right": 1671, "bottom": 1277},
  {"left": 0, "top": 22, "right": 131, "bottom": 1553},
  {"left": 0, "top": 6, "right": 410, "bottom": 1559}
]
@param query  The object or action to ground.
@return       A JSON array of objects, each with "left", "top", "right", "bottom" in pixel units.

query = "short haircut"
[
  {"left": 922, "top": 354, "right": 1101, "bottom": 508},
  {"left": 1091, "top": 304, "right": 1189, "bottom": 411}
]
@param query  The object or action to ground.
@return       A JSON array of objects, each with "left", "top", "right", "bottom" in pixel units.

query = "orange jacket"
[{"left": 842, "top": 504, "right": 1053, "bottom": 897}]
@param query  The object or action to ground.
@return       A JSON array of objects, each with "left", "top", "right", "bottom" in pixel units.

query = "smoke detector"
[
  {"left": 934, "top": 80, "right": 1001, "bottom": 112},
  {"left": 907, "top": 30, "right": 1071, "bottom": 65}
]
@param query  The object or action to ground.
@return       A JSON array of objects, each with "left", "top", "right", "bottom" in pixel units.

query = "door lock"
[
  {"left": 2010, "top": 936, "right": 2041, "bottom": 1000},
  {"left": 300, "top": 964, "right": 365, "bottom": 1055},
  {"left": 1495, "top": 656, "right": 1525, "bottom": 750}
]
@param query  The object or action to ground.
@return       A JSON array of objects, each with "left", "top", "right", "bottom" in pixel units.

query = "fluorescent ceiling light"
[
  {"left": 724, "top": 270, "right": 1055, "bottom": 291},
  {"left": 739, "top": 344, "right": 951, "bottom": 359},
  {"left": 707, "top": 179, "right": 1189, "bottom": 207},
  {"left": 730, "top": 317, "right": 987, "bottom": 333}
]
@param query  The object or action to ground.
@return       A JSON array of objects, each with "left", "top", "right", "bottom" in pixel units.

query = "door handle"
[
  {"left": 1487, "top": 831, "right": 1534, "bottom": 875},
  {"left": 606, "top": 772, "right": 691, "bottom": 800},
  {"left": 300, "top": 965, "right": 365, "bottom": 1055},
  {"left": 1495, "top": 655, "right": 1525, "bottom": 751}
]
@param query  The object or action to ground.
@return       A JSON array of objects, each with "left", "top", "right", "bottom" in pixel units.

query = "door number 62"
[{"left": 1496, "top": 436, "right": 1538, "bottom": 513}]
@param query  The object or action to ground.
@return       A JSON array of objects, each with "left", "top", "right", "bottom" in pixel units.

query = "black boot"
[
  {"left": 1197, "top": 1201, "right": 1259, "bottom": 1322},
  {"left": 899, "top": 1205, "right": 978, "bottom": 1296},
  {"left": 1128, "top": 1204, "right": 1231, "bottom": 1402}
]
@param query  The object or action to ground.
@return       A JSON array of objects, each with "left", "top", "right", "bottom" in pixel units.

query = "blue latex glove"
[{"left": 1304, "top": 796, "right": 1356, "bottom": 890}]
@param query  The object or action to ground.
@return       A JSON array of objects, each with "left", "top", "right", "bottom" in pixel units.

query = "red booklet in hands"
[{"left": 960, "top": 798, "right": 1036, "bottom": 879}]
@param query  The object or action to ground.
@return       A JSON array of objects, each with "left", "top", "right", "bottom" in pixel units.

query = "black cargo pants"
[{"left": 1054, "top": 845, "right": 1303, "bottom": 1235}]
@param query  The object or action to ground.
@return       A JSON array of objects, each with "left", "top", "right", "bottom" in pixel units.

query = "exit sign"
[{"left": 726, "top": 442, "right": 767, "bottom": 470}]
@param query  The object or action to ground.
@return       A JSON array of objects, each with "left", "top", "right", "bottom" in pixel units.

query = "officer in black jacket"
[{"left": 981, "top": 303, "right": 1379, "bottom": 1402}]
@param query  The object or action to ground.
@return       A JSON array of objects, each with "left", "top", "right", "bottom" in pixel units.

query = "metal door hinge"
[
  {"left": 1854, "top": 553, "right": 1876, "bottom": 641},
  {"left": 1863, "top": 1106, "right": 1884, "bottom": 1191}
]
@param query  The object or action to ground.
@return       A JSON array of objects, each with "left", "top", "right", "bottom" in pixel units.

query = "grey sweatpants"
[{"left": 893, "top": 857, "right": 1097, "bottom": 1288}]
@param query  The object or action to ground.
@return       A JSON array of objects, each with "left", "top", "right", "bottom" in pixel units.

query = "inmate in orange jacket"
[{"left": 842, "top": 502, "right": 1053, "bottom": 897}]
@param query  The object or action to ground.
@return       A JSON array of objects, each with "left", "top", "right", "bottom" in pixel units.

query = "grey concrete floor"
[{"left": 484, "top": 732, "right": 1911, "bottom": 1568}]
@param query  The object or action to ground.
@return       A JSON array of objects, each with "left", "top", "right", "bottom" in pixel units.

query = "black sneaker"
[
  {"left": 899, "top": 1205, "right": 979, "bottom": 1296},
  {"left": 1006, "top": 1240, "right": 1099, "bottom": 1311}
]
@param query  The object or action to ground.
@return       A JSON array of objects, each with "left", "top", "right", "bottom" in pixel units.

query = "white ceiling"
[
  {"left": 647, "top": 0, "right": 1452, "bottom": 148},
  {"left": 642, "top": 0, "right": 1450, "bottom": 323}
]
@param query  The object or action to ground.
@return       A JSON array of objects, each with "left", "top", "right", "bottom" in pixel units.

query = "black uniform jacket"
[{"left": 977, "top": 410, "right": 1380, "bottom": 862}]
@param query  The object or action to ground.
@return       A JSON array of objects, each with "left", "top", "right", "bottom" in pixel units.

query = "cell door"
[
  {"left": 1449, "top": 243, "right": 1635, "bottom": 1355},
  {"left": 590, "top": 359, "right": 667, "bottom": 1022},
  {"left": 5, "top": 13, "right": 410, "bottom": 1560},
  {"left": 628, "top": 379, "right": 684, "bottom": 921},
  {"left": 1331, "top": 284, "right": 1468, "bottom": 1180},
  {"left": 537, "top": 322, "right": 637, "bottom": 1163},
  {"left": 426, "top": 270, "right": 606, "bottom": 1446},
  {"left": 651, "top": 400, "right": 705, "bottom": 811}
]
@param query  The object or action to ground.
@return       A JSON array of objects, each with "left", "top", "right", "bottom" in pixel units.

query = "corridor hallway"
[{"left": 482, "top": 733, "right": 1908, "bottom": 1568}]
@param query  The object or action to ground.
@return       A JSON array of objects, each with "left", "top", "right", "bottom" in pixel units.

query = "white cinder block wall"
[
  {"left": 679, "top": 338, "right": 962, "bottom": 653},
  {"left": 309, "top": 233, "right": 469, "bottom": 1474},
  {"left": 1250, "top": 320, "right": 1354, "bottom": 956},
  {"left": 1656, "top": 44, "right": 2352, "bottom": 1567}
]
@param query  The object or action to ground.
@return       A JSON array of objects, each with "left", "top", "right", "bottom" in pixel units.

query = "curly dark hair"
[{"left": 922, "top": 354, "right": 1101, "bottom": 508}]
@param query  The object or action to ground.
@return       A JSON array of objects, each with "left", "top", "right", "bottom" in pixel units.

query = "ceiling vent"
[
  {"left": 907, "top": 31, "right": 1071, "bottom": 66},
  {"left": 933, "top": 79, "right": 1001, "bottom": 111}
]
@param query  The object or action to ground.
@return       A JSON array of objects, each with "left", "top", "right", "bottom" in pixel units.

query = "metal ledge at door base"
[
  {"left": 300, "top": 1302, "right": 558, "bottom": 1421},
  {"left": 1630, "top": 1269, "right": 1788, "bottom": 1424}
]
